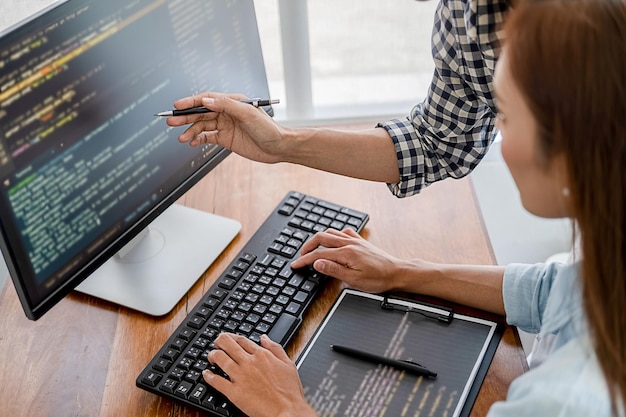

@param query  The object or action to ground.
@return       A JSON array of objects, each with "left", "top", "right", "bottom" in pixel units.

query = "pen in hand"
[
  {"left": 330, "top": 344, "right": 437, "bottom": 378},
  {"left": 154, "top": 98, "right": 280, "bottom": 117}
]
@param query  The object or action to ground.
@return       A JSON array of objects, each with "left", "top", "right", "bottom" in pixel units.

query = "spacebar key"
[{"left": 267, "top": 313, "right": 301, "bottom": 346}]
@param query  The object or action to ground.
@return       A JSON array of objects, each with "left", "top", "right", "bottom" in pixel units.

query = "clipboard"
[{"left": 296, "top": 289, "right": 504, "bottom": 417}]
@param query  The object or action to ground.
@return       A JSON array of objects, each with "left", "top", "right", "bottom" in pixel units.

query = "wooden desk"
[{"left": 0, "top": 131, "right": 528, "bottom": 416}]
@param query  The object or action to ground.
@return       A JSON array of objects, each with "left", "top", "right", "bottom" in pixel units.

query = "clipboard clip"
[{"left": 380, "top": 295, "right": 454, "bottom": 324}]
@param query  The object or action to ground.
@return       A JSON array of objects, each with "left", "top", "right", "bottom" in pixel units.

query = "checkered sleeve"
[{"left": 378, "top": 0, "right": 505, "bottom": 198}]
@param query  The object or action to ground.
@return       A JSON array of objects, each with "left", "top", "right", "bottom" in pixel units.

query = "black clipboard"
[{"left": 296, "top": 289, "right": 504, "bottom": 417}]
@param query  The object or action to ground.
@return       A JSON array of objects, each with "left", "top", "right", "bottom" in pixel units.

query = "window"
[{"left": 254, "top": 0, "right": 437, "bottom": 123}]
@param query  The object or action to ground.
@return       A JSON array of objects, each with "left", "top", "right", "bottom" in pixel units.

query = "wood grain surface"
[{"left": 0, "top": 122, "right": 527, "bottom": 416}]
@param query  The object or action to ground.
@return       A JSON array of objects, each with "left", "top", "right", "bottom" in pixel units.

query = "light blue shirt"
[{"left": 487, "top": 262, "right": 623, "bottom": 416}]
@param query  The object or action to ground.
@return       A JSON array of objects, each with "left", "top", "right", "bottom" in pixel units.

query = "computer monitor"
[{"left": 0, "top": 0, "right": 274, "bottom": 320}]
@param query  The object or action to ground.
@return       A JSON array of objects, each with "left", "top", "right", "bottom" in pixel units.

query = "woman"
[{"left": 201, "top": 0, "right": 626, "bottom": 415}]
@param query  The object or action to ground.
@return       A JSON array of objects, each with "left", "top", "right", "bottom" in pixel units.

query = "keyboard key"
[
  {"left": 280, "top": 246, "right": 297, "bottom": 257},
  {"left": 177, "top": 357, "right": 193, "bottom": 371},
  {"left": 197, "top": 306, "right": 212, "bottom": 318},
  {"left": 286, "top": 302, "right": 302, "bottom": 315},
  {"left": 202, "top": 392, "right": 219, "bottom": 410},
  {"left": 159, "top": 378, "right": 177, "bottom": 393},
  {"left": 169, "top": 368, "right": 185, "bottom": 381},
  {"left": 267, "top": 313, "right": 299, "bottom": 345},
  {"left": 219, "top": 277, "right": 237, "bottom": 290},
  {"left": 301, "top": 280, "right": 317, "bottom": 292},
  {"left": 330, "top": 220, "right": 344, "bottom": 230},
  {"left": 193, "top": 359, "right": 209, "bottom": 372},
  {"left": 161, "top": 348, "right": 178, "bottom": 361},
  {"left": 317, "top": 200, "right": 342, "bottom": 212},
  {"left": 258, "top": 254, "right": 273, "bottom": 266},
  {"left": 174, "top": 381, "right": 193, "bottom": 398},
  {"left": 152, "top": 358, "right": 170, "bottom": 372},
  {"left": 278, "top": 204, "right": 294, "bottom": 215},
  {"left": 170, "top": 338, "right": 187, "bottom": 351},
  {"left": 240, "top": 253, "right": 256, "bottom": 263},
  {"left": 141, "top": 371, "right": 161, "bottom": 387},
  {"left": 276, "top": 295, "right": 289, "bottom": 305},
  {"left": 294, "top": 291, "right": 308, "bottom": 303},
  {"left": 179, "top": 328, "right": 196, "bottom": 341},
  {"left": 268, "top": 243, "right": 283, "bottom": 254},
  {"left": 238, "top": 322, "right": 253, "bottom": 334},
  {"left": 256, "top": 322, "right": 270, "bottom": 333},
  {"left": 185, "top": 347, "right": 202, "bottom": 360},
  {"left": 185, "top": 370, "right": 202, "bottom": 383},
  {"left": 187, "top": 316, "right": 205, "bottom": 329},
  {"left": 204, "top": 298, "right": 220, "bottom": 309},
  {"left": 233, "top": 260, "right": 250, "bottom": 271},
  {"left": 341, "top": 207, "right": 367, "bottom": 219},
  {"left": 287, "top": 217, "right": 302, "bottom": 228},
  {"left": 208, "top": 318, "right": 224, "bottom": 330},
  {"left": 224, "top": 320, "right": 239, "bottom": 332},
  {"left": 211, "top": 289, "right": 228, "bottom": 301},
  {"left": 217, "top": 399, "right": 235, "bottom": 416},
  {"left": 292, "top": 231, "right": 308, "bottom": 241},
  {"left": 269, "top": 304, "right": 283, "bottom": 315},
  {"left": 289, "top": 275, "right": 304, "bottom": 288},
  {"left": 189, "top": 383, "right": 208, "bottom": 404}
]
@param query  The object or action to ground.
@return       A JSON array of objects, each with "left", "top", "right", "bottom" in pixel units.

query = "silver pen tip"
[{"left": 155, "top": 111, "right": 172, "bottom": 117}]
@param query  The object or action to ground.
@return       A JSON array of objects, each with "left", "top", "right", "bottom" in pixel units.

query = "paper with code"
[{"left": 296, "top": 289, "right": 503, "bottom": 417}]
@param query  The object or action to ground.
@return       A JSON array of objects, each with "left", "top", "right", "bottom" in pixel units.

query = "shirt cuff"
[
  {"left": 503, "top": 263, "right": 541, "bottom": 333},
  {"left": 377, "top": 118, "right": 424, "bottom": 198}
]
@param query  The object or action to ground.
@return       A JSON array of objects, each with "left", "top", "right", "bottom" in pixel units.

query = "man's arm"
[
  {"left": 280, "top": 125, "right": 400, "bottom": 184},
  {"left": 171, "top": 0, "right": 506, "bottom": 195},
  {"left": 169, "top": 94, "right": 401, "bottom": 183}
]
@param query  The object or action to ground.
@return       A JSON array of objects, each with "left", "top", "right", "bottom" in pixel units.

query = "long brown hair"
[{"left": 504, "top": 0, "right": 626, "bottom": 412}]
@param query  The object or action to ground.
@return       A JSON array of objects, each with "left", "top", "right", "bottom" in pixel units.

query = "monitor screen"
[{"left": 0, "top": 0, "right": 273, "bottom": 320}]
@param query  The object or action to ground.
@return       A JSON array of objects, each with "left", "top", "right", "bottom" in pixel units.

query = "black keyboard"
[{"left": 136, "top": 191, "right": 369, "bottom": 416}]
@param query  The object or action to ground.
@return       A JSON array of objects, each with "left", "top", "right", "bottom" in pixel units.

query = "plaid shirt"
[{"left": 378, "top": 0, "right": 509, "bottom": 197}]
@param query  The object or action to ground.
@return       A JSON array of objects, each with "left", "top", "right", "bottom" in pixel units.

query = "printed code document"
[{"left": 296, "top": 289, "right": 503, "bottom": 417}]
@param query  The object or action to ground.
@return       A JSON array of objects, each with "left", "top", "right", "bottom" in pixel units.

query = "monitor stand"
[{"left": 75, "top": 204, "right": 241, "bottom": 316}]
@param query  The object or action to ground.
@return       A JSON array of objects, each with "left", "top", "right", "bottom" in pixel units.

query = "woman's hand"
[
  {"left": 290, "top": 228, "right": 403, "bottom": 294},
  {"left": 166, "top": 92, "right": 288, "bottom": 164},
  {"left": 203, "top": 333, "right": 317, "bottom": 417}
]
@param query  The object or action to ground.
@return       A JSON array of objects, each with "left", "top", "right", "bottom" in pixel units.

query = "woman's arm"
[{"left": 291, "top": 228, "right": 506, "bottom": 315}]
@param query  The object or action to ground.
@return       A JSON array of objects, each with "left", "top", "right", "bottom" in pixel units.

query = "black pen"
[
  {"left": 330, "top": 344, "right": 437, "bottom": 378},
  {"left": 154, "top": 98, "right": 280, "bottom": 117}
]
